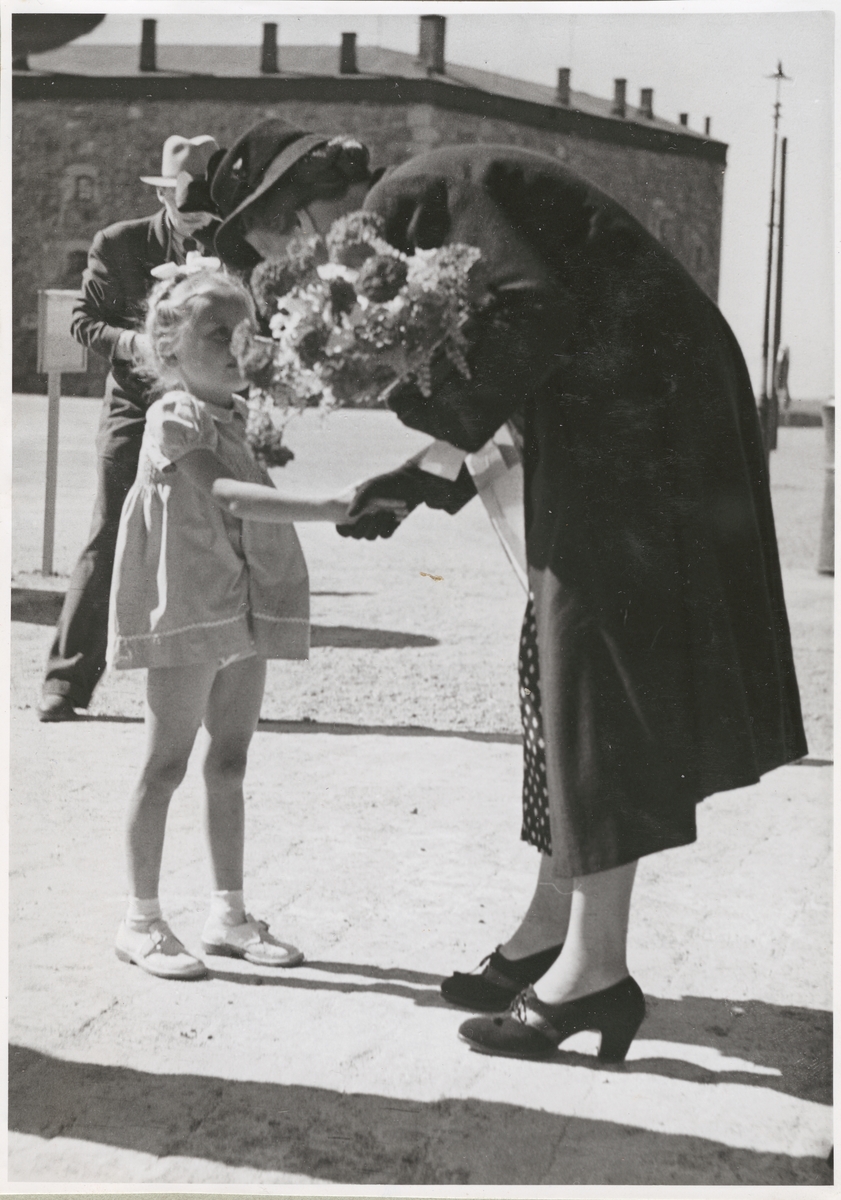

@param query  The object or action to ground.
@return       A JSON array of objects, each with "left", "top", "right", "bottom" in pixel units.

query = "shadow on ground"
[
  {"left": 11, "top": 588, "right": 438, "bottom": 650},
  {"left": 9, "top": 1040, "right": 831, "bottom": 1185},
  {"left": 633, "top": 993, "right": 831, "bottom": 1105},
  {"left": 69, "top": 713, "right": 521, "bottom": 742},
  {"left": 256, "top": 719, "right": 520, "bottom": 743},
  {"left": 165, "top": 965, "right": 832, "bottom": 1106}
]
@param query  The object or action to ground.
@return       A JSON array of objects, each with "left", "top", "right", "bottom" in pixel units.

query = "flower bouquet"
[
  {"left": 234, "top": 212, "right": 482, "bottom": 448},
  {"left": 235, "top": 213, "right": 527, "bottom": 591}
]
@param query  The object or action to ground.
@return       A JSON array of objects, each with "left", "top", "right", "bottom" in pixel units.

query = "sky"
[{"left": 70, "top": 3, "right": 835, "bottom": 399}]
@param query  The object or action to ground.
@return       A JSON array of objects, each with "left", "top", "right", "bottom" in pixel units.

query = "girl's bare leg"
[
  {"left": 201, "top": 655, "right": 267, "bottom": 891},
  {"left": 532, "top": 860, "right": 638, "bottom": 1004},
  {"left": 126, "top": 663, "right": 217, "bottom": 899}
]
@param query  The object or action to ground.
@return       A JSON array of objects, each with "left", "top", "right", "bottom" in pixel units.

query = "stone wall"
[
  {"left": 13, "top": 95, "right": 724, "bottom": 394},
  {"left": 424, "top": 105, "right": 723, "bottom": 296}
]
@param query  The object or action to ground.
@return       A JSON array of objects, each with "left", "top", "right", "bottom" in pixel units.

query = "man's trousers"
[{"left": 41, "top": 379, "right": 146, "bottom": 707}]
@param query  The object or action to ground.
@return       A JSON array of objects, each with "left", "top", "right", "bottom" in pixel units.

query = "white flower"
[
  {"left": 317, "top": 262, "right": 359, "bottom": 284},
  {"left": 150, "top": 250, "right": 221, "bottom": 281},
  {"left": 269, "top": 312, "right": 289, "bottom": 337}
]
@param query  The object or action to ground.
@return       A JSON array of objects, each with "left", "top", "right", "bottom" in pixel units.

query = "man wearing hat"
[{"left": 38, "top": 135, "right": 221, "bottom": 721}]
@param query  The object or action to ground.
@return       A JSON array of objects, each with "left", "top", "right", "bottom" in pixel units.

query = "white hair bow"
[{"left": 150, "top": 250, "right": 221, "bottom": 281}]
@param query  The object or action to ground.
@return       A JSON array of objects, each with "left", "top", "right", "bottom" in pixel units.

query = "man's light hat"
[{"left": 141, "top": 135, "right": 220, "bottom": 188}]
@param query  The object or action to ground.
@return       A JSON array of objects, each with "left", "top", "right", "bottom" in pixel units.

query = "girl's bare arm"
[
  {"left": 212, "top": 477, "right": 352, "bottom": 523},
  {"left": 178, "top": 449, "right": 406, "bottom": 524}
]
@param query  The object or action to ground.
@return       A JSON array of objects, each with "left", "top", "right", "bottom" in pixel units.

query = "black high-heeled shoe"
[
  {"left": 440, "top": 943, "right": 564, "bottom": 1012},
  {"left": 458, "top": 976, "right": 646, "bottom": 1062}
]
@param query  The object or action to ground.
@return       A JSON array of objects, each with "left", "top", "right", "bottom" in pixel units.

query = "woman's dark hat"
[{"left": 211, "top": 119, "right": 328, "bottom": 267}]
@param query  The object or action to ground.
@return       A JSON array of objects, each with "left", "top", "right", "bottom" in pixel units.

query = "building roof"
[{"left": 15, "top": 41, "right": 726, "bottom": 162}]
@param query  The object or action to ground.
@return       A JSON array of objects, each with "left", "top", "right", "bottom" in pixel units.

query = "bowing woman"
[{"left": 210, "top": 122, "right": 807, "bottom": 1061}]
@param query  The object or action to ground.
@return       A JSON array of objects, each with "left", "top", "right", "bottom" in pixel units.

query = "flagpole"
[
  {"left": 768, "top": 136, "right": 788, "bottom": 452},
  {"left": 759, "top": 116, "right": 779, "bottom": 403},
  {"left": 759, "top": 62, "right": 791, "bottom": 457}
]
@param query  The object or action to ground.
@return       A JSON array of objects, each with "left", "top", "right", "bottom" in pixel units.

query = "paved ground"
[{"left": 8, "top": 397, "right": 834, "bottom": 1186}]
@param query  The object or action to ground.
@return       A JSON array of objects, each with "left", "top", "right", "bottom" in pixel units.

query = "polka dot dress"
[{"left": 519, "top": 596, "right": 552, "bottom": 855}]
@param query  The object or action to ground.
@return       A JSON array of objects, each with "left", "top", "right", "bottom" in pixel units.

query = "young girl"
[{"left": 109, "top": 258, "right": 403, "bottom": 980}]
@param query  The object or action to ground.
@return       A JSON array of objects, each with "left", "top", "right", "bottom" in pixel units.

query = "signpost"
[{"left": 36, "top": 289, "right": 86, "bottom": 574}]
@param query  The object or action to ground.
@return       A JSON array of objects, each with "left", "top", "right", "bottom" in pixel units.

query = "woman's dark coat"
[{"left": 364, "top": 144, "right": 807, "bottom": 876}]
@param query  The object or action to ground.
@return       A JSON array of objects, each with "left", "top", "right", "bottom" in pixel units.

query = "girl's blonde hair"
[{"left": 137, "top": 265, "right": 256, "bottom": 391}]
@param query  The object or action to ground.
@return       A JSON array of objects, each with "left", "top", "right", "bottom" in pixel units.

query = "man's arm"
[{"left": 70, "top": 228, "right": 135, "bottom": 362}]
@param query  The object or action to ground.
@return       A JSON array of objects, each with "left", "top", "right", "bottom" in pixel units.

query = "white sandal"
[
  {"left": 115, "top": 918, "right": 207, "bottom": 980},
  {"left": 201, "top": 914, "right": 304, "bottom": 967}
]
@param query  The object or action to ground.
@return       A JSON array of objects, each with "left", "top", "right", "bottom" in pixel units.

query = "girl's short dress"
[{"left": 108, "top": 390, "right": 309, "bottom": 670}]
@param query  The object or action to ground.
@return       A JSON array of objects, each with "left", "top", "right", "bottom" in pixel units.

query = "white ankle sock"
[
  {"left": 126, "top": 896, "right": 162, "bottom": 931},
  {"left": 209, "top": 889, "right": 246, "bottom": 927}
]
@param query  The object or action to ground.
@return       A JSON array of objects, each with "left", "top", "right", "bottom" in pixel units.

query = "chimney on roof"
[
  {"left": 419, "top": 15, "right": 446, "bottom": 75},
  {"left": 140, "top": 19, "right": 156, "bottom": 72},
  {"left": 556, "top": 68, "right": 571, "bottom": 106},
  {"left": 340, "top": 32, "right": 358, "bottom": 74},
  {"left": 612, "top": 78, "right": 626, "bottom": 118},
  {"left": 639, "top": 88, "right": 654, "bottom": 119},
  {"left": 704, "top": 116, "right": 711, "bottom": 135},
  {"left": 679, "top": 113, "right": 689, "bottom": 126},
  {"left": 261, "top": 23, "right": 278, "bottom": 74}
]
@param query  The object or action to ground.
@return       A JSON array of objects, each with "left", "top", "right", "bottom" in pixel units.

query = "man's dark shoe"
[
  {"left": 37, "top": 695, "right": 79, "bottom": 723},
  {"left": 440, "top": 942, "right": 564, "bottom": 1012}
]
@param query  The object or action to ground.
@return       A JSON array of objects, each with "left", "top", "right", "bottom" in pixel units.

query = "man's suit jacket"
[
  {"left": 364, "top": 144, "right": 806, "bottom": 874},
  {"left": 71, "top": 208, "right": 174, "bottom": 402}
]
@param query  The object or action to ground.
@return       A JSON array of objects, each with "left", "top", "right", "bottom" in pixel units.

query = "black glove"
[
  {"left": 335, "top": 457, "right": 479, "bottom": 540},
  {"left": 347, "top": 466, "right": 427, "bottom": 516},
  {"left": 336, "top": 510, "right": 402, "bottom": 540},
  {"left": 335, "top": 466, "right": 424, "bottom": 541},
  {"left": 347, "top": 461, "right": 477, "bottom": 517}
]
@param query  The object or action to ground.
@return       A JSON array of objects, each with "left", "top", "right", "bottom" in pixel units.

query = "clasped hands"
[
  {"left": 336, "top": 466, "right": 424, "bottom": 540},
  {"left": 211, "top": 467, "right": 416, "bottom": 536}
]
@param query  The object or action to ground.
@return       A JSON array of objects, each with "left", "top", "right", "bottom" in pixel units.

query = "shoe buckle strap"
[
  {"left": 243, "top": 914, "right": 268, "bottom": 930},
  {"left": 145, "top": 928, "right": 167, "bottom": 956},
  {"left": 465, "top": 951, "right": 493, "bottom": 976},
  {"left": 238, "top": 916, "right": 270, "bottom": 945},
  {"left": 146, "top": 924, "right": 184, "bottom": 957},
  {"left": 511, "top": 987, "right": 561, "bottom": 1043}
]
